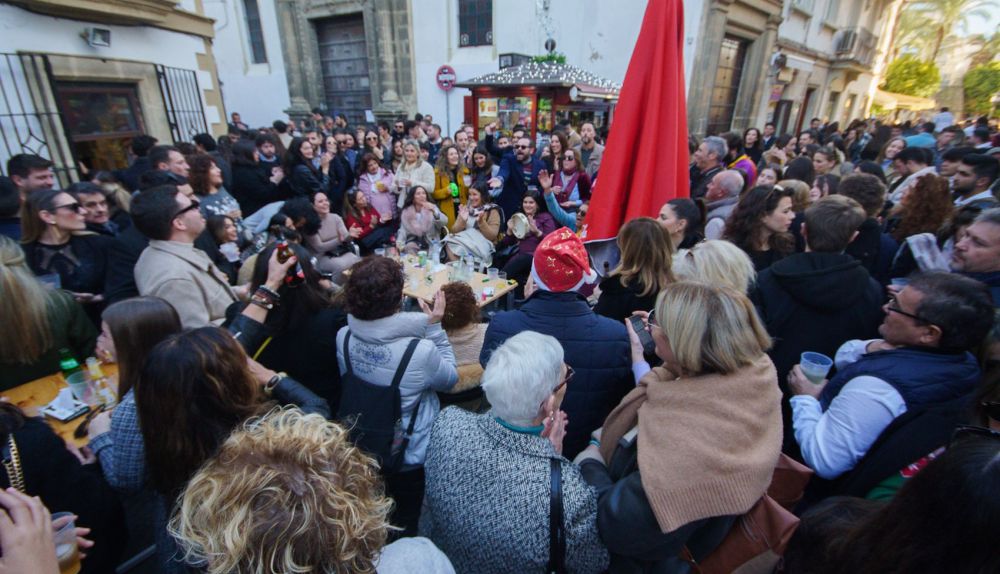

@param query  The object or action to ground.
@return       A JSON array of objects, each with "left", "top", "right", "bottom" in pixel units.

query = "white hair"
[{"left": 481, "top": 331, "right": 564, "bottom": 427}]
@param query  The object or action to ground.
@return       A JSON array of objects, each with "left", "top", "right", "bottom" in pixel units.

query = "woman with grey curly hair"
[{"left": 170, "top": 408, "right": 455, "bottom": 573}]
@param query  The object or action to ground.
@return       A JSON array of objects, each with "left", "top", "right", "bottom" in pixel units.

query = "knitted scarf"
[{"left": 599, "top": 355, "right": 783, "bottom": 534}]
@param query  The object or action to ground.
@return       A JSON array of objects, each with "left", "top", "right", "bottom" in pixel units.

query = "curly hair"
[
  {"left": 185, "top": 153, "right": 219, "bottom": 197},
  {"left": 723, "top": 185, "right": 796, "bottom": 255},
  {"left": 440, "top": 281, "right": 479, "bottom": 331},
  {"left": 343, "top": 256, "right": 404, "bottom": 320},
  {"left": 890, "top": 173, "right": 953, "bottom": 242},
  {"left": 169, "top": 408, "right": 391, "bottom": 574}
]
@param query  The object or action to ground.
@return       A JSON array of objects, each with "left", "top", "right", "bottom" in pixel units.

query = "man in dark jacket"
[
  {"left": 115, "top": 134, "right": 158, "bottom": 192},
  {"left": 480, "top": 229, "right": 633, "bottom": 458},
  {"left": 751, "top": 195, "right": 884, "bottom": 459},
  {"left": 486, "top": 129, "right": 546, "bottom": 223},
  {"left": 787, "top": 272, "right": 992, "bottom": 480},
  {"left": 839, "top": 174, "right": 897, "bottom": 285}
]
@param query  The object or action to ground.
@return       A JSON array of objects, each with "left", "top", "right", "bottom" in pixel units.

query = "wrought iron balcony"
[{"left": 834, "top": 27, "right": 878, "bottom": 69}]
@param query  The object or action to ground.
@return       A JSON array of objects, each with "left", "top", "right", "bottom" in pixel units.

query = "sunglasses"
[
  {"left": 172, "top": 199, "right": 200, "bottom": 219},
  {"left": 514, "top": 144, "right": 531, "bottom": 150},
  {"left": 51, "top": 202, "right": 82, "bottom": 213},
  {"left": 886, "top": 294, "right": 930, "bottom": 324},
  {"left": 562, "top": 155, "right": 576, "bottom": 161},
  {"left": 949, "top": 424, "right": 1000, "bottom": 447}
]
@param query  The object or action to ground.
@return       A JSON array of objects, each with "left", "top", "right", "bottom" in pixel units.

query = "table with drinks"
[
  {"left": 1, "top": 353, "right": 117, "bottom": 573},
  {"left": 362, "top": 249, "right": 519, "bottom": 309}
]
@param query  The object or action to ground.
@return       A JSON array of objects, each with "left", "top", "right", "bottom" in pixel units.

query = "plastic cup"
[
  {"left": 52, "top": 512, "right": 79, "bottom": 573},
  {"left": 417, "top": 250, "right": 428, "bottom": 267},
  {"left": 65, "top": 371, "right": 93, "bottom": 404},
  {"left": 487, "top": 267, "right": 499, "bottom": 281},
  {"left": 498, "top": 271, "right": 507, "bottom": 282},
  {"left": 800, "top": 352, "right": 833, "bottom": 384}
]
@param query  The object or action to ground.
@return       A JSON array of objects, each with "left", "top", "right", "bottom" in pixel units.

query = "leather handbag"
[
  {"left": 548, "top": 458, "right": 566, "bottom": 574},
  {"left": 683, "top": 453, "right": 812, "bottom": 574}
]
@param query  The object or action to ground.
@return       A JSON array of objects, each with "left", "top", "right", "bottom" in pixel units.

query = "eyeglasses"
[
  {"left": 51, "top": 202, "right": 82, "bottom": 213},
  {"left": 172, "top": 199, "right": 200, "bottom": 219},
  {"left": 886, "top": 294, "right": 930, "bottom": 323},
  {"left": 553, "top": 365, "right": 575, "bottom": 395},
  {"left": 562, "top": 155, "right": 575, "bottom": 161},
  {"left": 646, "top": 310, "right": 658, "bottom": 331},
  {"left": 514, "top": 144, "right": 531, "bottom": 150},
  {"left": 949, "top": 424, "right": 1000, "bottom": 447}
]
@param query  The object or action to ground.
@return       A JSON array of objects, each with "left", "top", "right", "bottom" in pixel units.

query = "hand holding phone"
[{"left": 627, "top": 314, "right": 655, "bottom": 357}]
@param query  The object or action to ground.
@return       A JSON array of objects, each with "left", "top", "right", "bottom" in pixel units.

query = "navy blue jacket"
[
  {"left": 493, "top": 149, "right": 547, "bottom": 225},
  {"left": 480, "top": 290, "right": 633, "bottom": 458},
  {"left": 819, "top": 347, "right": 980, "bottom": 411},
  {"left": 959, "top": 270, "right": 1000, "bottom": 306}
]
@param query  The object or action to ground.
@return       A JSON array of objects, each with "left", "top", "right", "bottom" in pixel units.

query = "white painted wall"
[
  {"left": 0, "top": 4, "right": 218, "bottom": 124},
  {"left": 411, "top": 0, "right": 656, "bottom": 134},
  {"left": 204, "top": 0, "right": 291, "bottom": 128}
]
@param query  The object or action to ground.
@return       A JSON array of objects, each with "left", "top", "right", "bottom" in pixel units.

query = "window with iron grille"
[
  {"left": 458, "top": 0, "right": 492, "bottom": 47},
  {"left": 243, "top": 0, "right": 268, "bottom": 64}
]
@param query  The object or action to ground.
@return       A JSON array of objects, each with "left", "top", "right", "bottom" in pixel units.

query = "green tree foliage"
[
  {"left": 963, "top": 62, "right": 1000, "bottom": 116},
  {"left": 881, "top": 55, "right": 942, "bottom": 98},
  {"left": 907, "top": 0, "right": 999, "bottom": 61}
]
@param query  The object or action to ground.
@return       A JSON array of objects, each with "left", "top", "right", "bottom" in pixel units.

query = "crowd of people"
[{"left": 0, "top": 106, "right": 999, "bottom": 574}]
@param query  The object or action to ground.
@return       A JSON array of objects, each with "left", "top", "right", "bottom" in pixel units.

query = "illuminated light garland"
[{"left": 456, "top": 62, "right": 622, "bottom": 92}]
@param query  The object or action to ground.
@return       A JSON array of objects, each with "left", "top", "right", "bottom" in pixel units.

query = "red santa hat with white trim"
[{"left": 529, "top": 227, "right": 598, "bottom": 293}]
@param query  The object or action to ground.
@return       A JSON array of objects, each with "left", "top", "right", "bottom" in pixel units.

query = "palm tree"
[
  {"left": 907, "top": 0, "right": 999, "bottom": 61},
  {"left": 892, "top": 8, "right": 936, "bottom": 60}
]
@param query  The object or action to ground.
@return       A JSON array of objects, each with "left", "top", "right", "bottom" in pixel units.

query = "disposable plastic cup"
[
  {"left": 65, "top": 372, "right": 92, "bottom": 404},
  {"left": 800, "top": 352, "right": 833, "bottom": 384},
  {"left": 487, "top": 268, "right": 499, "bottom": 281},
  {"left": 52, "top": 512, "right": 79, "bottom": 573}
]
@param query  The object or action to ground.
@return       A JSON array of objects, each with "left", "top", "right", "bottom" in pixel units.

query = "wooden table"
[
  {"left": 402, "top": 260, "right": 517, "bottom": 308},
  {"left": 1, "top": 365, "right": 118, "bottom": 447}
]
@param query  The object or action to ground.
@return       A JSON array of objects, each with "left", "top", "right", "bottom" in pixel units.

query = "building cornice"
[{"left": 6, "top": 0, "right": 215, "bottom": 39}]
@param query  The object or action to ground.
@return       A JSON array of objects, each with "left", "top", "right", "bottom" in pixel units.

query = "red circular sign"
[{"left": 436, "top": 65, "right": 457, "bottom": 91}]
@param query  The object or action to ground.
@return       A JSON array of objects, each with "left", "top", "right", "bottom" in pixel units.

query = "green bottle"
[{"left": 58, "top": 348, "right": 81, "bottom": 377}]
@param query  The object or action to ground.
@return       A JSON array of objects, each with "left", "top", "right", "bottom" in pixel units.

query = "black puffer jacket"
[{"left": 751, "top": 252, "right": 884, "bottom": 457}]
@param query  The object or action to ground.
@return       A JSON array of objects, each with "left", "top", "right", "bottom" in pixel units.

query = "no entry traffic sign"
[{"left": 436, "top": 65, "right": 456, "bottom": 91}]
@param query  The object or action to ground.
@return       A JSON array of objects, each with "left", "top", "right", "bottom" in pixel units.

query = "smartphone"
[{"left": 629, "top": 315, "right": 656, "bottom": 355}]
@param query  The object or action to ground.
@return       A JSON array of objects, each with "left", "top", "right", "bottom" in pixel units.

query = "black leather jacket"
[
  {"left": 579, "top": 432, "right": 735, "bottom": 573},
  {"left": 227, "top": 314, "right": 331, "bottom": 419}
]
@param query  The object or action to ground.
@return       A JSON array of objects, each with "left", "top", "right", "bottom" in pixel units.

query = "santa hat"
[{"left": 530, "top": 227, "right": 598, "bottom": 293}]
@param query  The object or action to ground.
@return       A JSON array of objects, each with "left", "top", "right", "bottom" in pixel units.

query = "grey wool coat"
[{"left": 420, "top": 407, "right": 609, "bottom": 574}]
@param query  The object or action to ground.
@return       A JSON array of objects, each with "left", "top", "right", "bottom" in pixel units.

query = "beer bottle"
[
  {"left": 275, "top": 240, "right": 305, "bottom": 286},
  {"left": 58, "top": 348, "right": 81, "bottom": 377}
]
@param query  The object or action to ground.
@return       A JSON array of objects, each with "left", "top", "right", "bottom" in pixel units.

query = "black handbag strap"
[
  {"left": 548, "top": 458, "right": 565, "bottom": 574},
  {"left": 342, "top": 330, "right": 354, "bottom": 377}
]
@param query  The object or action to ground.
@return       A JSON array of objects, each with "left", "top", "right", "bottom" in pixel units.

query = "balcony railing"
[{"left": 834, "top": 27, "right": 877, "bottom": 69}]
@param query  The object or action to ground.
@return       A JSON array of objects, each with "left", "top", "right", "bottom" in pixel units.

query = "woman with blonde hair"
[
  {"left": 0, "top": 236, "right": 96, "bottom": 390},
  {"left": 20, "top": 188, "right": 110, "bottom": 321},
  {"left": 594, "top": 217, "right": 675, "bottom": 322},
  {"left": 170, "top": 408, "right": 454, "bottom": 574},
  {"left": 673, "top": 239, "right": 757, "bottom": 294},
  {"left": 779, "top": 179, "right": 812, "bottom": 213},
  {"left": 394, "top": 139, "right": 436, "bottom": 209},
  {"left": 575, "top": 282, "right": 782, "bottom": 571}
]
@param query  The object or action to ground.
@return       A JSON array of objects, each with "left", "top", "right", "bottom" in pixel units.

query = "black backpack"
[{"left": 337, "top": 331, "right": 421, "bottom": 474}]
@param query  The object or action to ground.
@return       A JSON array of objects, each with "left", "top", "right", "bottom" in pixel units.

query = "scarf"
[
  {"left": 554, "top": 170, "right": 579, "bottom": 204},
  {"left": 599, "top": 356, "right": 782, "bottom": 534}
]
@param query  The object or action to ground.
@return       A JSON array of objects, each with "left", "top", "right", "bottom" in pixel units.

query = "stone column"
[
  {"left": 275, "top": 0, "right": 314, "bottom": 123},
  {"left": 745, "top": 13, "right": 783, "bottom": 129},
  {"left": 368, "top": 0, "right": 415, "bottom": 119},
  {"left": 687, "top": 0, "right": 735, "bottom": 137}
]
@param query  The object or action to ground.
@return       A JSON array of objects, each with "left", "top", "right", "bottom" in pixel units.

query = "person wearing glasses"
[
  {"left": 20, "top": 188, "right": 111, "bottom": 323},
  {"left": 422, "top": 331, "right": 609, "bottom": 574},
  {"left": 787, "top": 271, "right": 994, "bottom": 481},
  {"left": 485, "top": 123, "right": 547, "bottom": 226},
  {"left": 549, "top": 148, "right": 591, "bottom": 212},
  {"left": 131, "top": 185, "right": 238, "bottom": 329}
]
